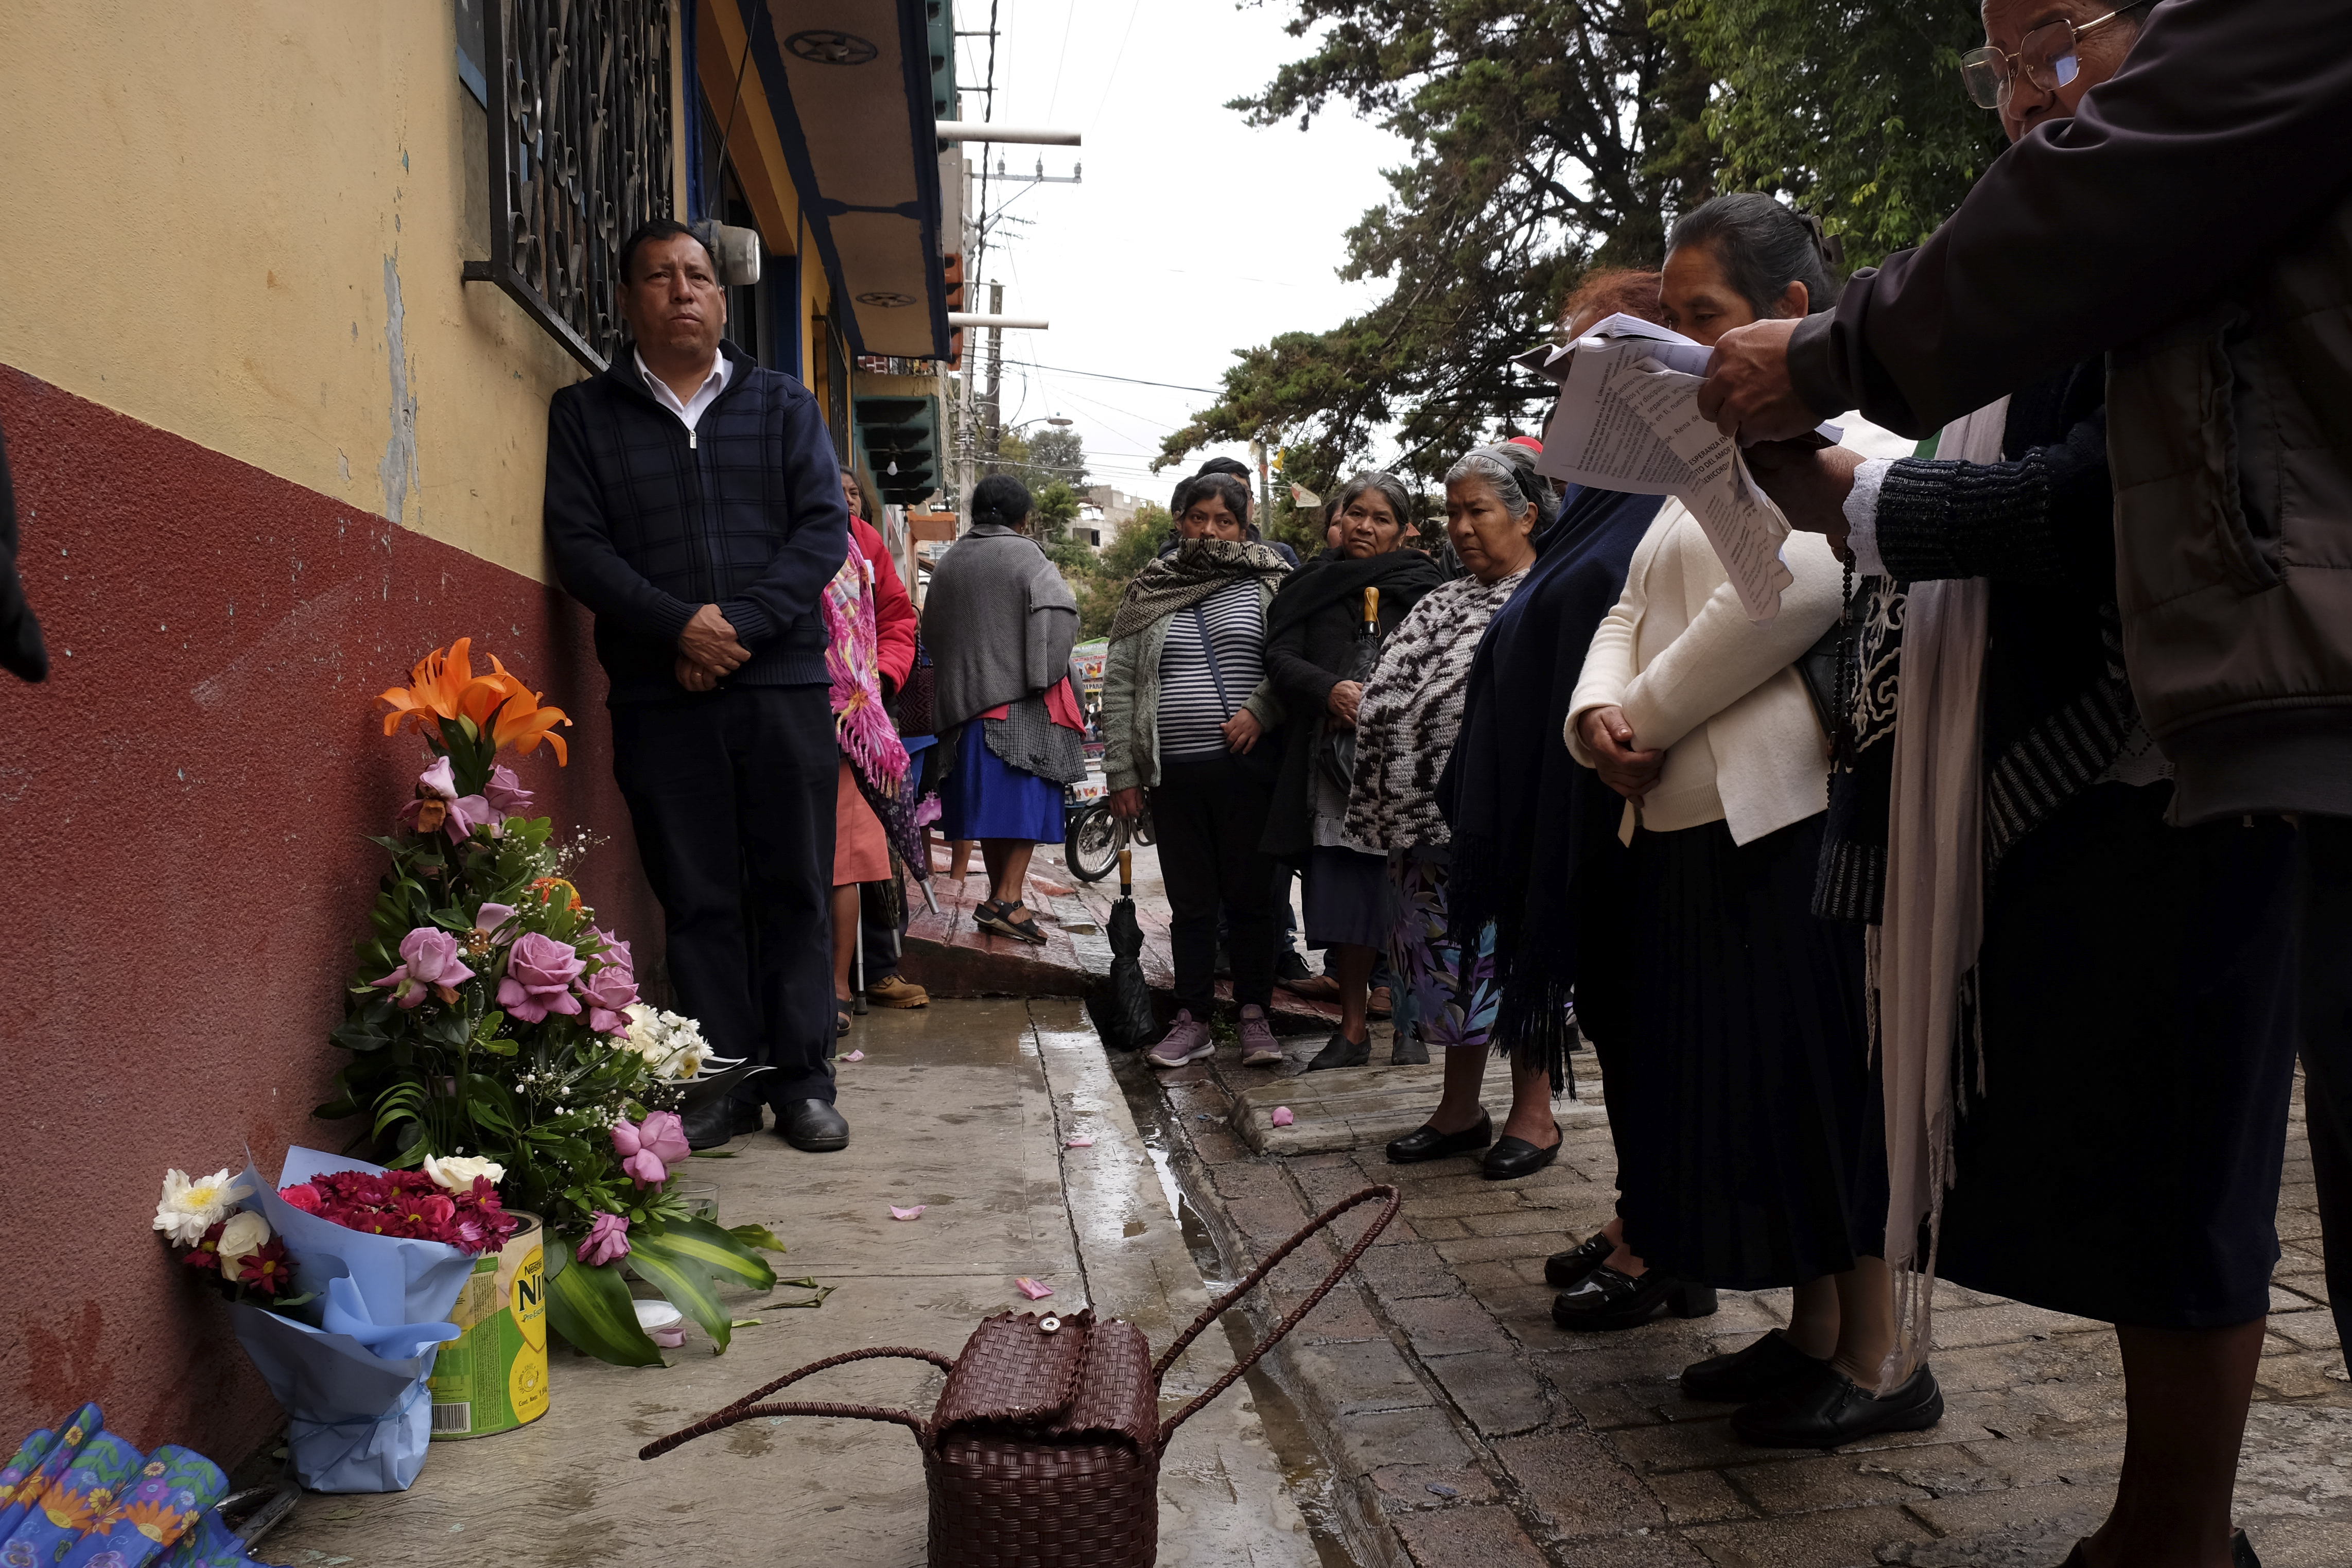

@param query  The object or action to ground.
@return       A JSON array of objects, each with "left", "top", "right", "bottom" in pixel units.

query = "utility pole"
[
  {"left": 1250, "top": 438, "right": 1271, "bottom": 532},
  {"left": 982, "top": 280, "right": 1005, "bottom": 473}
]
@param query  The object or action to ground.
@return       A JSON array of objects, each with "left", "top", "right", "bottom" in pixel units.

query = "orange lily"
[
  {"left": 483, "top": 659, "right": 572, "bottom": 765},
  {"left": 377, "top": 639, "right": 524, "bottom": 743}
]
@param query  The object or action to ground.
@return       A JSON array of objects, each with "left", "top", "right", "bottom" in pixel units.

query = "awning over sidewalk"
[{"left": 736, "top": 0, "right": 949, "bottom": 359}]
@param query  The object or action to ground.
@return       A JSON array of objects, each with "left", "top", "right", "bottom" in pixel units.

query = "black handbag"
[{"left": 1797, "top": 574, "right": 1872, "bottom": 738}]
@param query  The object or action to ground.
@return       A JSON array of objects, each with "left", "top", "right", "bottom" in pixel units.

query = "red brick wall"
[{"left": 0, "top": 365, "right": 664, "bottom": 1464}]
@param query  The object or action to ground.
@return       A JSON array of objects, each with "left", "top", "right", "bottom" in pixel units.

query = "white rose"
[
  {"left": 424, "top": 1153, "right": 507, "bottom": 1193},
  {"left": 216, "top": 1210, "right": 273, "bottom": 1280}
]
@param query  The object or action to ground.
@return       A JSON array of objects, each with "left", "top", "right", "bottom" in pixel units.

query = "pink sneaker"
[
  {"left": 1148, "top": 1010, "right": 1214, "bottom": 1068},
  {"left": 1238, "top": 1005, "right": 1283, "bottom": 1067}
]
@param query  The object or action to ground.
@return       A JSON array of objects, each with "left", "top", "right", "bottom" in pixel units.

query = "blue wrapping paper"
[
  {"left": 0, "top": 1404, "right": 99, "bottom": 1541},
  {"left": 225, "top": 1148, "right": 472, "bottom": 1492}
]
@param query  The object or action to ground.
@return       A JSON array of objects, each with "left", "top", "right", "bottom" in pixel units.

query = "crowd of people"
[{"left": 547, "top": 3, "right": 2344, "bottom": 1562}]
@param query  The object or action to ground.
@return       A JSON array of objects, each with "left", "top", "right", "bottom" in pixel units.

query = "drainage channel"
[{"left": 1107, "top": 1045, "right": 1355, "bottom": 1568}]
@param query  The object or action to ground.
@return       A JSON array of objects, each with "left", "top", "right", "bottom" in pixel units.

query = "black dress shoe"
[
  {"left": 1681, "top": 1330, "right": 1828, "bottom": 1404},
  {"left": 778, "top": 1099, "right": 850, "bottom": 1153},
  {"left": 1304, "top": 1031, "right": 1370, "bottom": 1072},
  {"left": 1385, "top": 1113, "right": 1492, "bottom": 1164},
  {"left": 1390, "top": 1033, "right": 1429, "bottom": 1066},
  {"left": 1732, "top": 1362, "right": 1943, "bottom": 1449},
  {"left": 1483, "top": 1130, "right": 1560, "bottom": 1180},
  {"left": 1552, "top": 1266, "right": 1717, "bottom": 1332},
  {"left": 2053, "top": 1530, "right": 2257, "bottom": 1568},
  {"left": 682, "top": 1095, "right": 762, "bottom": 1151},
  {"left": 1543, "top": 1229, "right": 1615, "bottom": 1288}
]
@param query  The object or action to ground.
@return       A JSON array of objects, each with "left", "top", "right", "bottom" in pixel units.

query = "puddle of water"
[{"left": 1109, "top": 1047, "right": 1353, "bottom": 1567}]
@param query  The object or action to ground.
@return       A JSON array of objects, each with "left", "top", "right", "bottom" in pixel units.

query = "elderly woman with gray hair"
[{"left": 1345, "top": 443, "right": 1562, "bottom": 1178}]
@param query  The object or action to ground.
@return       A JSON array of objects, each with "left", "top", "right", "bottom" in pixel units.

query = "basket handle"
[
  {"left": 637, "top": 1346, "right": 954, "bottom": 1460},
  {"left": 1152, "top": 1183, "right": 1400, "bottom": 1443}
]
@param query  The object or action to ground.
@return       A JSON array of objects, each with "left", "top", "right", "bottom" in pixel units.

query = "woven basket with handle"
[{"left": 641, "top": 1184, "right": 1401, "bottom": 1567}]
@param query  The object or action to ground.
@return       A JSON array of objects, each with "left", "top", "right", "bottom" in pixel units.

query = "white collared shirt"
[{"left": 635, "top": 349, "right": 731, "bottom": 432}]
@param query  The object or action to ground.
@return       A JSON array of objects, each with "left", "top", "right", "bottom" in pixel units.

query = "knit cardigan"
[
  {"left": 1566, "top": 500, "right": 1844, "bottom": 844},
  {"left": 1099, "top": 579, "right": 1285, "bottom": 793},
  {"left": 923, "top": 524, "right": 1079, "bottom": 730}
]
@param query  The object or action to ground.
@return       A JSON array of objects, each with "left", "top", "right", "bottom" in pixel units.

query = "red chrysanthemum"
[
  {"left": 181, "top": 1221, "right": 225, "bottom": 1272},
  {"left": 238, "top": 1240, "right": 293, "bottom": 1297}
]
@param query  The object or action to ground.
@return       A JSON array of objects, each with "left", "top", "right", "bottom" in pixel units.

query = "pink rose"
[
  {"left": 577, "top": 964, "right": 640, "bottom": 1035},
  {"left": 611, "top": 1111, "right": 689, "bottom": 1187},
  {"left": 484, "top": 763, "right": 535, "bottom": 817},
  {"left": 473, "top": 902, "right": 518, "bottom": 940},
  {"left": 495, "top": 932, "right": 586, "bottom": 1022},
  {"left": 280, "top": 1184, "right": 322, "bottom": 1214},
  {"left": 373, "top": 926, "right": 477, "bottom": 1008},
  {"left": 637, "top": 1111, "right": 690, "bottom": 1165},
  {"left": 576, "top": 1211, "right": 630, "bottom": 1265},
  {"left": 590, "top": 927, "right": 634, "bottom": 980}
]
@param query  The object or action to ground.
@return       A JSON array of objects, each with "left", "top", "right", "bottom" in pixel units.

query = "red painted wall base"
[{"left": 0, "top": 364, "right": 665, "bottom": 1465}]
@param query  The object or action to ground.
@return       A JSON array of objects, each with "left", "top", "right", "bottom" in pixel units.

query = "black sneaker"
[{"left": 1274, "top": 949, "right": 1313, "bottom": 984}]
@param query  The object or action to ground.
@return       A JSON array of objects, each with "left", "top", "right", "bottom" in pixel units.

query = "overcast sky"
[{"left": 953, "top": 0, "right": 1410, "bottom": 503}]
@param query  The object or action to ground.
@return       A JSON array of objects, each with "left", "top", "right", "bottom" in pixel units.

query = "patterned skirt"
[{"left": 1386, "top": 845, "right": 1500, "bottom": 1051}]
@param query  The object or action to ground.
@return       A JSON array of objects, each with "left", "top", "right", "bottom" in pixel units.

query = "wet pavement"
[
  {"left": 1128, "top": 1031, "right": 2351, "bottom": 1568},
  {"left": 261, "top": 999, "right": 1329, "bottom": 1568}
]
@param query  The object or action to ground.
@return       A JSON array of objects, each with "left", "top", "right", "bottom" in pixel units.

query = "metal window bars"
[{"left": 463, "top": 0, "right": 674, "bottom": 373}]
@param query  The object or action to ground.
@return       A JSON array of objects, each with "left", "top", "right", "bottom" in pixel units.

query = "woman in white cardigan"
[{"left": 1550, "top": 195, "right": 1932, "bottom": 1453}]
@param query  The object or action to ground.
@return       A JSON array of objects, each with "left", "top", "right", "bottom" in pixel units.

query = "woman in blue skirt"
[{"left": 921, "top": 475, "right": 1086, "bottom": 944}]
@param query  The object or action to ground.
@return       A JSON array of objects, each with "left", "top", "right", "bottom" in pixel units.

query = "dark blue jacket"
[{"left": 543, "top": 341, "right": 849, "bottom": 704}]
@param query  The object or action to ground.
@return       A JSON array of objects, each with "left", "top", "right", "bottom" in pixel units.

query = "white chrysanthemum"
[{"left": 153, "top": 1168, "right": 254, "bottom": 1246}]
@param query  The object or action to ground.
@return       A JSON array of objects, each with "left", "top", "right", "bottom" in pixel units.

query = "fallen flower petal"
[
  {"left": 841, "top": 1049, "right": 865, "bottom": 1062},
  {"left": 1270, "top": 1106, "right": 1295, "bottom": 1127},
  {"left": 1015, "top": 1277, "right": 1055, "bottom": 1300},
  {"left": 1065, "top": 1136, "right": 1094, "bottom": 1148},
  {"left": 889, "top": 1205, "right": 925, "bottom": 1221}
]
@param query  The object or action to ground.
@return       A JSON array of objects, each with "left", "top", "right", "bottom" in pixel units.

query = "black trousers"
[
  {"left": 1151, "top": 754, "right": 1279, "bottom": 1013},
  {"left": 611, "top": 686, "right": 838, "bottom": 1107},
  {"left": 860, "top": 882, "right": 907, "bottom": 983},
  {"left": 2301, "top": 815, "right": 2352, "bottom": 1351}
]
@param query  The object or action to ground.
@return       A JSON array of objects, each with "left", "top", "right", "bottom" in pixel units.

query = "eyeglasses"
[{"left": 1959, "top": 6, "right": 2138, "bottom": 109}]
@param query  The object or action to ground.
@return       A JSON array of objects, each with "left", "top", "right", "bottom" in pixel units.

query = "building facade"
[{"left": 0, "top": 0, "right": 957, "bottom": 1464}]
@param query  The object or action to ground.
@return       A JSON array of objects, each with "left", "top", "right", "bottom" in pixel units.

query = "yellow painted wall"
[{"left": 0, "top": 0, "right": 677, "bottom": 582}]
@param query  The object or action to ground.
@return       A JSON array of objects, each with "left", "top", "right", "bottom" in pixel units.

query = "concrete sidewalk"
[
  {"left": 1130, "top": 1031, "right": 2351, "bottom": 1568},
  {"left": 262, "top": 999, "right": 1328, "bottom": 1568}
]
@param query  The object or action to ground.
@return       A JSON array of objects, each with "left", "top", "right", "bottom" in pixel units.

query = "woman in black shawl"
[
  {"left": 1433, "top": 272, "right": 1670, "bottom": 1252},
  {"left": 1259, "top": 472, "right": 1444, "bottom": 1069}
]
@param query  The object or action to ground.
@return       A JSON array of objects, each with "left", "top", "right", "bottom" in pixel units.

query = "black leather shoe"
[
  {"left": 1552, "top": 1267, "right": 1717, "bottom": 1332},
  {"left": 1681, "top": 1330, "right": 1828, "bottom": 1404},
  {"left": 1732, "top": 1362, "right": 1943, "bottom": 1450},
  {"left": 683, "top": 1095, "right": 762, "bottom": 1150},
  {"left": 1304, "top": 1031, "right": 1370, "bottom": 1072},
  {"left": 1390, "top": 1034, "right": 1430, "bottom": 1066},
  {"left": 1385, "top": 1113, "right": 1492, "bottom": 1164},
  {"left": 1483, "top": 1130, "right": 1560, "bottom": 1180},
  {"left": 2054, "top": 1532, "right": 2257, "bottom": 1568},
  {"left": 778, "top": 1099, "right": 850, "bottom": 1153},
  {"left": 1543, "top": 1229, "right": 1615, "bottom": 1288}
]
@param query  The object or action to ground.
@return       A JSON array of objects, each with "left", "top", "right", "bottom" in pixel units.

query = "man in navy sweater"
[{"left": 544, "top": 218, "right": 852, "bottom": 1154}]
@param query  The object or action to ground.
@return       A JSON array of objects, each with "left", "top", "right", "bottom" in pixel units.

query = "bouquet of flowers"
[
  {"left": 317, "top": 641, "right": 781, "bottom": 1368},
  {"left": 153, "top": 1148, "right": 515, "bottom": 1491}
]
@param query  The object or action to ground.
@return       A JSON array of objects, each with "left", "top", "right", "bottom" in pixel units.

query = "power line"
[{"left": 1010, "top": 360, "right": 1223, "bottom": 395}]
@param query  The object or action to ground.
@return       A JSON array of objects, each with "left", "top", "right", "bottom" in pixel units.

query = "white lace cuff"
[{"left": 1842, "top": 459, "right": 1893, "bottom": 578}]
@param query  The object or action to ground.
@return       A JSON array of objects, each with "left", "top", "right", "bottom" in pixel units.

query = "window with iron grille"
[{"left": 462, "top": 0, "right": 674, "bottom": 373}]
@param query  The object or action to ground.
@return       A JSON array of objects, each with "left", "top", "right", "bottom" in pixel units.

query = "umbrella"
[
  {"left": 1319, "top": 586, "right": 1384, "bottom": 794},
  {"left": 1101, "top": 848, "right": 1159, "bottom": 1050}
]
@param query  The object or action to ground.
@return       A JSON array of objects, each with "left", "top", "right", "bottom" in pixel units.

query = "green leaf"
[
  {"left": 620, "top": 1236, "right": 736, "bottom": 1353},
  {"left": 639, "top": 1215, "right": 779, "bottom": 1291},
  {"left": 726, "top": 1223, "right": 789, "bottom": 1255},
  {"left": 544, "top": 1253, "right": 665, "bottom": 1367},
  {"left": 687, "top": 1149, "right": 737, "bottom": 1159}
]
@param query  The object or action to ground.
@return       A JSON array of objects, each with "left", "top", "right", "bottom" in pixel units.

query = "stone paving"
[{"left": 1123, "top": 1035, "right": 2351, "bottom": 1568}]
